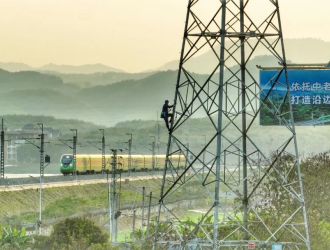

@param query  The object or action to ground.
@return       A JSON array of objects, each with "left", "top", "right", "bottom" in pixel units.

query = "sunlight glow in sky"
[{"left": 0, "top": 0, "right": 328, "bottom": 72}]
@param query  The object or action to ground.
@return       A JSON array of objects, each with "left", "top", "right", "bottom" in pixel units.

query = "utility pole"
[
  {"left": 22, "top": 123, "right": 51, "bottom": 235},
  {"left": 0, "top": 119, "right": 4, "bottom": 179},
  {"left": 110, "top": 149, "right": 117, "bottom": 243},
  {"left": 146, "top": 191, "right": 152, "bottom": 236},
  {"left": 132, "top": 210, "right": 136, "bottom": 241},
  {"left": 70, "top": 129, "right": 77, "bottom": 179},
  {"left": 110, "top": 149, "right": 122, "bottom": 243},
  {"left": 126, "top": 133, "right": 132, "bottom": 176},
  {"left": 115, "top": 193, "right": 118, "bottom": 242},
  {"left": 87, "top": 129, "right": 106, "bottom": 173},
  {"left": 39, "top": 124, "right": 44, "bottom": 178},
  {"left": 107, "top": 170, "right": 112, "bottom": 243},
  {"left": 154, "top": 0, "right": 310, "bottom": 249},
  {"left": 141, "top": 187, "right": 145, "bottom": 238},
  {"left": 101, "top": 129, "right": 105, "bottom": 173},
  {"left": 38, "top": 123, "right": 44, "bottom": 235},
  {"left": 150, "top": 136, "right": 156, "bottom": 172}
]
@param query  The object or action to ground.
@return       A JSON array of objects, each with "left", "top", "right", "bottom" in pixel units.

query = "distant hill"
[
  {"left": 0, "top": 55, "right": 289, "bottom": 126},
  {"left": 3, "top": 114, "right": 102, "bottom": 134},
  {"left": 156, "top": 38, "right": 330, "bottom": 74},
  {"left": 47, "top": 71, "right": 157, "bottom": 87},
  {"left": 0, "top": 62, "right": 35, "bottom": 72},
  {"left": 0, "top": 69, "right": 64, "bottom": 92},
  {"left": 38, "top": 63, "right": 125, "bottom": 74},
  {"left": 0, "top": 70, "right": 178, "bottom": 125},
  {"left": 0, "top": 62, "right": 124, "bottom": 74},
  {"left": 0, "top": 68, "right": 83, "bottom": 95}
]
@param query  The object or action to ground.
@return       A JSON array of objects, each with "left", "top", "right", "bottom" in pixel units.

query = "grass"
[
  {"left": 0, "top": 172, "right": 239, "bottom": 244},
  {"left": 0, "top": 178, "right": 162, "bottom": 224}
]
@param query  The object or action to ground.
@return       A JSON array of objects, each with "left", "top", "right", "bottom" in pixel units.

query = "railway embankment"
[
  {"left": 0, "top": 174, "right": 212, "bottom": 234},
  {"left": 0, "top": 175, "right": 162, "bottom": 225}
]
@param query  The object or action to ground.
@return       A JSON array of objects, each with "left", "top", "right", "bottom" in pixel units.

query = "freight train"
[{"left": 60, "top": 154, "right": 185, "bottom": 175}]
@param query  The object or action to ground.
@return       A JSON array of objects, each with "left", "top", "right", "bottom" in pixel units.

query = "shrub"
[
  {"left": 0, "top": 226, "right": 31, "bottom": 249},
  {"left": 33, "top": 217, "right": 109, "bottom": 250}
]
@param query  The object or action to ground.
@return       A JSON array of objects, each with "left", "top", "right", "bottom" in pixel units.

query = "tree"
[
  {"left": 257, "top": 151, "right": 330, "bottom": 248},
  {"left": 33, "top": 217, "right": 109, "bottom": 250}
]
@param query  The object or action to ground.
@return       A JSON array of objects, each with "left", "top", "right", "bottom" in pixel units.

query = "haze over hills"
[
  {"left": 0, "top": 38, "right": 328, "bottom": 76},
  {"left": 0, "top": 62, "right": 35, "bottom": 72},
  {"left": 0, "top": 62, "right": 124, "bottom": 74},
  {"left": 38, "top": 63, "right": 125, "bottom": 74},
  {"left": 0, "top": 68, "right": 181, "bottom": 125},
  {"left": 0, "top": 69, "right": 63, "bottom": 92},
  {"left": 0, "top": 55, "right": 282, "bottom": 126},
  {"left": 0, "top": 37, "right": 326, "bottom": 127},
  {"left": 47, "top": 71, "right": 157, "bottom": 87},
  {"left": 155, "top": 38, "right": 330, "bottom": 74},
  {"left": 0, "top": 68, "right": 177, "bottom": 125}
]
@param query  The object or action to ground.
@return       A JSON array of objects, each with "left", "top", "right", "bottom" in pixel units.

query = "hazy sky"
[{"left": 0, "top": 0, "right": 329, "bottom": 72}]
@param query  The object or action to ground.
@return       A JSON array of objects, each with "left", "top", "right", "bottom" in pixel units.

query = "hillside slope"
[
  {"left": 48, "top": 71, "right": 157, "bottom": 87},
  {"left": 0, "top": 62, "right": 124, "bottom": 74},
  {"left": 0, "top": 55, "right": 285, "bottom": 126}
]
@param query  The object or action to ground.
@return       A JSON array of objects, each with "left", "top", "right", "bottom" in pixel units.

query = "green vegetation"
[
  {"left": 299, "top": 152, "right": 330, "bottom": 249},
  {"left": 0, "top": 226, "right": 32, "bottom": 249},
  {"left": 0, "top": 177, "right": 155, "bottom": 223},
  {"left": 33, "top": 218, "right": 111, "bottom": 250},
  {"left": 126, "top": 152, "right": 330, "bottom": 249},
  {"left": 0, "top": 175, "right": 214, "bottom": 229},
  {"left": 8, "top": 113, "right": 327, "bottom": 172},
  {"left": 254, "top": 151, "right": 330, "bottom": 249},
  {"left": 2, "top": 152, "right": 330, "bottom": 249},
  {"left": 31, "top": 217, "right": 121, "bottom": 250}
]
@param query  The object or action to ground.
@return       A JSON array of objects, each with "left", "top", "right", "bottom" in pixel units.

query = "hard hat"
[{"left": 165, "top": 100, "right": 169, "bottom": 103}]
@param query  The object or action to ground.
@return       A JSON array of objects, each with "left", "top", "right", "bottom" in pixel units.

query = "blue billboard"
[{"left": 260, "top": 69, "right": 330, "bottom": 126}]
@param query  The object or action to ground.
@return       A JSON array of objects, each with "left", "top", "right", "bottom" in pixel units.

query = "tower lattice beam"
[{"left": 154, "top": 0, "right": 310, "bottom": 249}]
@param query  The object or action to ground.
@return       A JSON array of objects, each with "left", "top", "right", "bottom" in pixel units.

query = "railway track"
[
  {"left": 0, "top": 172, "right": 165, "bottom": 192},
  {"left": 0, "top": 166, "right": 175, "bottom": 189}
]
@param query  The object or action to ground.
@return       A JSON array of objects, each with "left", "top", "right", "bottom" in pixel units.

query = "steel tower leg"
[
  {"left": 275, "top": 1, "right": 311, "bottom": 249},
  {"left": 154, "top": 0, "right": 310, "bottom": 249},
  {"left": 240, "top": 0, "right": 248, "bottom": 242},
  {"left": 213, "top": 0, "right": 226, "bottom": 248}
]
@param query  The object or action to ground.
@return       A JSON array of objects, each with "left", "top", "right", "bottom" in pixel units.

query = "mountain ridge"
[
  {"left": 0, "top": 62, "right": 124, "bottom": 74},
  {"left": 0, "top": 55, "right": 287, "bottom": 125},
  {"left": 154, "top": 38, "right": 330, "bottom": 74}
]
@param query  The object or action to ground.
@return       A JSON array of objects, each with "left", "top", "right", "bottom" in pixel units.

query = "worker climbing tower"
[{"left": 154, "top": 0, "right": 310, "bottom": 249}]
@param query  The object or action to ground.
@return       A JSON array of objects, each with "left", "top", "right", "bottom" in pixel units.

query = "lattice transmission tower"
[{"left": 154, "top": 0, "right": 310, "bottom": 249}]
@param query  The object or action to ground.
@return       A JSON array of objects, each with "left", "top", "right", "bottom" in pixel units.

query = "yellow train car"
[{"left": 60, "top": 154, "right": 185, "bottom": 175}]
